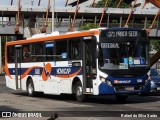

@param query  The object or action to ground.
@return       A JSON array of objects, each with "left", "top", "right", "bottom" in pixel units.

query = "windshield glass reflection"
[{"left": 99, "top": 41, "right": 149, "bottom": 70}]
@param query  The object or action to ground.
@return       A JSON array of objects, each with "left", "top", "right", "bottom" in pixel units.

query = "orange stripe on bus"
[
  {"left": 21, "top": 66, "right": 41, "bottom": 79},
  {"left": 5, "top": 64, "right": 12, "bottom": 79},
  {"left": 6, "top": 30, "right": 99, "bottom": 46},
  {"left": 5, "top": 45, "right": 12, "bottom": 79},
  {"left": 42, "top": 63, "right": 52, "bottom": 81}
]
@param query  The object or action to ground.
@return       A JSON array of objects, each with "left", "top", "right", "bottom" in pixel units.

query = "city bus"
[{"left": 5, "top": 27, "right": 151, "bottom": 102}]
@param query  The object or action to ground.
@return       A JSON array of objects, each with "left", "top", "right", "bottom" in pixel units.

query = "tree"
[
  {"left": 150, "top": 40, "right": 160, "bottom": 51},
  {"left": 1, "top": 36, "right": 12, "bottom": 66},
  {"left": 79, "top": 23, "right": 98, "bottom": 30},
  {"left": 96, "top": 0, "right": 132, "bottom": 8},
  {"left": 150, "top": 20, "right": 160, "bottom": 51},
  {"left": 79, "top": 0, "right": 132, "bottom": 30}
]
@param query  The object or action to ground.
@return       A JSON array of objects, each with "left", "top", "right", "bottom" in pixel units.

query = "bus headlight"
[
  {"left": 99, "top": 76, "right": 112, "bottom": 86},
  {"left": 100, "top": 76, "right": 106, "bottom": 82},
  {"left": 151, "top": 80, "right": 154, "bottom": 85},
  {"left": 106, "top": 79, "right": 112, "bottom": 86}
]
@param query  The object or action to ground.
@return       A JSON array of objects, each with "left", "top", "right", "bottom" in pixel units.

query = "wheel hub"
[
  {"left": 28, "top": 83, "right": 33, "bottom": 94},
  {"left": 77, "top": 86, "right": 82, "bottom": 96}
]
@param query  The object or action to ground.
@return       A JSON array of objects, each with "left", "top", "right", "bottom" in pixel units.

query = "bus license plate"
[
  {"left": 157, "top": 87, "right": 160, "bottom": 90},
  {"left": 125, "top": 87, "right": 134, "bottom": 91}
]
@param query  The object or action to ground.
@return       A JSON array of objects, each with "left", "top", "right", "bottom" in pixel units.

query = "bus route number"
[
  {"left": 128, "top": 31, "right": 138, "bottom": 37},
  {"left": 107, "top": 31, "right": 138, "bottom": 37}
]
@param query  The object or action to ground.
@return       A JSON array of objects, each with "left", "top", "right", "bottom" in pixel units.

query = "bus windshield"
[{"left": 99, "top": 40, "right": 149, "bottom": 70}]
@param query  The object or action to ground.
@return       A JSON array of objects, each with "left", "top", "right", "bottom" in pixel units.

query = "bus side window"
[
  {"left": 68, "top": 39, "right": 81, "bottom": 60},
  {"left": 7, "top": 46, "right": 15, "bottom": 63},
  {"left": 31, "top": 43, "right": 44, "bottom": 62},
  {"left": 55, "top": 41, "right": 67, "bottom": 61}
]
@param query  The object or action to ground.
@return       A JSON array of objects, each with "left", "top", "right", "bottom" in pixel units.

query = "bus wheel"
[
  {"left": 115, "top": 95, "right": 128, "bottom": 102},
  {"left": 27, "top": 79, "right": 35, "bottom": 97},
  {"left": 75, "top": 81, "right": 86, "bottom": 102}
]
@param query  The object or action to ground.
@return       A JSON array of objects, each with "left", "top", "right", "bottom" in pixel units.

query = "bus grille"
[{"left": 114, "top": 85, "right": 142, "bottom": 91}]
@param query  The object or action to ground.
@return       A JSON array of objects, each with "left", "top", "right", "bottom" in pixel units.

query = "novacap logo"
[
  {"left": 114, "top": 80, "right": 131, "bottom": 84},
  {"left": 42, "top": 63, "right": 52, "bottom": 81}
]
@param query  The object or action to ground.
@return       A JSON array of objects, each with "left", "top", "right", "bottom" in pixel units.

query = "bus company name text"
[{"left": 56, "top": 68, "right": 71, "bottom": 75}]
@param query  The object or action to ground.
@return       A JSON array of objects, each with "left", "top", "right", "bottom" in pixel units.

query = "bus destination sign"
[{"left": 104, "top": 31, "right": 141, "bottom": 38}]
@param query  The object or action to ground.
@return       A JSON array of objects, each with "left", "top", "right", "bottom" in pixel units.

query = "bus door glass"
[
  {"left": 82, "top": 36, "right": 96, "bottom": 92},
  {"left": 15, "top": 45, "right": 22, "bottom": 89}
]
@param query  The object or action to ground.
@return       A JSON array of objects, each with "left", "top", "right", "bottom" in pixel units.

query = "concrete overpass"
[
  {"left": 0, "top": 5, "right": 159, "bottom": 38},
  {"left": 0, "top": 4, "right": 160, "bottom": 71}
]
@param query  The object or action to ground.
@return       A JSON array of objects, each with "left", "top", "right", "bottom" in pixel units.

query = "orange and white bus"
[{"left": 5, "top": 28, "right": 151, "bottom": 102}]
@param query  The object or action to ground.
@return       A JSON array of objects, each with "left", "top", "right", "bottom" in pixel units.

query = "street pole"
[{"left": 52, "top": 0, "right": 54, "bottom": 32}]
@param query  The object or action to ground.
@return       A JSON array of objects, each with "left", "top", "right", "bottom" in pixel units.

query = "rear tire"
[
  {"left": 74, "top": 81, "right": 86, "bottom": 102},
  {"left": 27, "top": 79, "right": 35, "bottom": 97}
]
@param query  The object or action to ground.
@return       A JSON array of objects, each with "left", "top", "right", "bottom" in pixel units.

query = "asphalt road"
[{"left": 1, "top": 76, "right": 160, "bottom": 120}]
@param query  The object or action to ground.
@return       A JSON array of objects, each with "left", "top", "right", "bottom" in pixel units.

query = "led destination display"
[{"left": 101, "top": 30, "right": 147, "bottom": 38}]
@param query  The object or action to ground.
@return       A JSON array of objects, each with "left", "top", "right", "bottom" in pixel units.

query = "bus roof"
[
  {"left": 6, "top": 29, "right": 99, "bottom": 46},
  {"left": 6, "top": 27, "right": 146, "bottom": 46}
]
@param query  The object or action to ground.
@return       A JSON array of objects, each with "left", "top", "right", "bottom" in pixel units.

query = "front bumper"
[{"left": 99, "top": 81, "right": 151, "bottom": 95}]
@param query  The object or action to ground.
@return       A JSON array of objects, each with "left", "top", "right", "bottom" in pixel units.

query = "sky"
[{"left": 0, "top": 0, "right": 66, "bottom": 7}]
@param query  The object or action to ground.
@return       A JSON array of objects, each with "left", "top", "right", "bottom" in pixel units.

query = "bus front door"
[
  {"left": 15, "top": 45, "right": 22, "bottom": 90},
  {"left": 82, "top": 38, "right": 96, "bottom": 94}
]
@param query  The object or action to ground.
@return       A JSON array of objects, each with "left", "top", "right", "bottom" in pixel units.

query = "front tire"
[
  {"left": 74, "top": 81, "right": 86, "bottom": 102},
  {"left": 27, "top": 79, "right": 35, "bottom": 97}
]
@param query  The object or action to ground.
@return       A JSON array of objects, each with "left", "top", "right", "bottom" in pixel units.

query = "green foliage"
[
  {"left": 80, "top": 23, "right": 98, "bottom": 30},
  {"left": 79, "top": 0, "right": 132, "bottom": 30},
  {"left": 150, "top": 40, "right": 160, "bottom": 51},
  {"left": 1, "top": 36, "right": 12, "bottom": 65},
  {"left": 96, "top": 0, "right": 131, "bottom": 8}
]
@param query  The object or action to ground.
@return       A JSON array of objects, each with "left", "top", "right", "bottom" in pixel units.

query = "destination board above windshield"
[{"left": 100, "top": 30, "right": 146, "bottom": 38}]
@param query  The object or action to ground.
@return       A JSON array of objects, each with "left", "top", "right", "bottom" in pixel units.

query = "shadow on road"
[
  {"left": 0, "top": 105, "right": 21, "bottom": 112},
  {"left": 12, "top": 91, "right": 160, "bottom": 105},
  {"left": 2, "top": 76, "right": 160, "bottom": 105}
]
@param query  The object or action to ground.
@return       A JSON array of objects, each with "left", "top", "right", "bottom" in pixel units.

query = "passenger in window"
[{"left": 23, "top": 46, "right": 31, "bottom": 62}]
